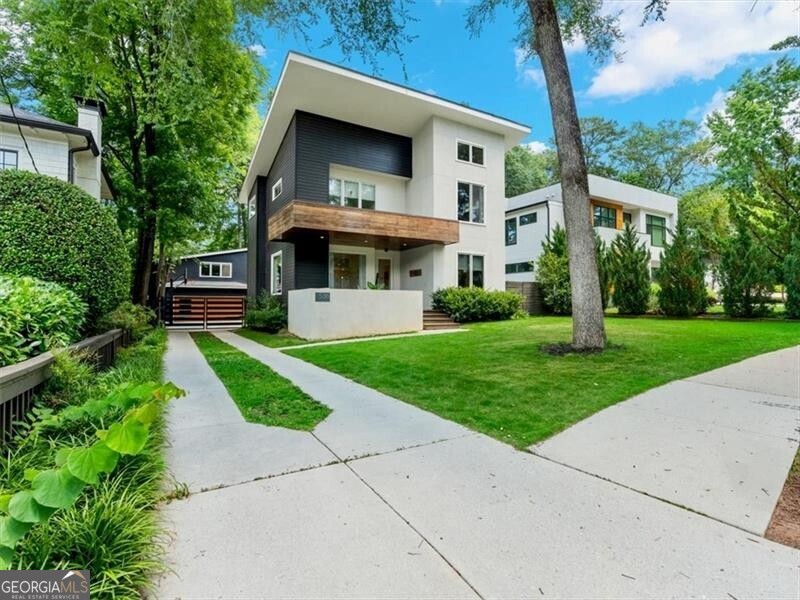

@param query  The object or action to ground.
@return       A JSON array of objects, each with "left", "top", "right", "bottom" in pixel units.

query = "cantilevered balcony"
[{"left": 268, "top": 200, "right": 459, "bottom": 250}]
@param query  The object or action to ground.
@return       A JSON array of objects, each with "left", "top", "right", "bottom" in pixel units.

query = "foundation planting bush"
[
  {"left": 245, "top": 292, "right": 287, "bottom": 333},
  {"left": 431, "top": 287, "right": 523, "bottom": 322}
]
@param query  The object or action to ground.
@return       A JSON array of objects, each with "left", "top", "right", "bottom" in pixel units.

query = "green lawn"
[
  {"left": 235, "top": 328, "right": 306, "bottom": 348},
  {"left": 287, "top": 317, "right": 800, "bottom": 448},
  {"left": 192, "top": 333, "right": 330, "bottom": 430}
]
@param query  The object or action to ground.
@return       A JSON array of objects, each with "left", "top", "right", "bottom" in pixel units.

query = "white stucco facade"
[
  {"left": 0, "top": 102, "right": 108, "bottom": 200},
  {"left": 505, "top": 175, "right": 678, "bottom": 282}
]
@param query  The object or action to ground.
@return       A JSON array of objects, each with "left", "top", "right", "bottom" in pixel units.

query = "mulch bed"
[{"left": 765, "top": 452, "right": 800, "bottom": 549}]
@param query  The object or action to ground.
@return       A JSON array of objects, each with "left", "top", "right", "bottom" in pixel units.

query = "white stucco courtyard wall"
[{"left": 288, "top": 289, "right": 423, "bottom": 340}]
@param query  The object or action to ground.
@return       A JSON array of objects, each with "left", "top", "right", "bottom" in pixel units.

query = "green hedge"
[
  {"left": 431, "top": 287, "right": 523, "bottom": 323},
  {"left": 245, "top": 292, "right": 287, "bottom": 333},
  {"left": 0, "top": 275, "right": 86, "bottom": 367},
  {"left": 0, "top": 170, "right": 130, "bottom": 328}
]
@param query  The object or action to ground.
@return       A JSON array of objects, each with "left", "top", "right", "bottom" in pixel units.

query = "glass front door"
[
  {"left": 332, "top": 253, "right": 366, "bottom": 289},
  {"left": 376, "top": 258, "right": 391, "bottom": 290}
]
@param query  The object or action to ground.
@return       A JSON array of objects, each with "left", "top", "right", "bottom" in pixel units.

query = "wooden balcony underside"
[{"left": 268, "top": 200, "right": 460, "bottom": 249}]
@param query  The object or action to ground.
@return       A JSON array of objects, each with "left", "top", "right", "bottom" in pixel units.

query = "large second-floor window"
[
  {"left": 505, "top": 217, "right": 517, "bottom": 246},
  {"left": 458, "top": 254, "right": 484, "bottom": 288},
  {"left": 593, "top": 205, "right": 616, "bottom": 229},
  {"left": 329, "top": 178, "right": 376, "bottom": 210},
  {"left": 200, "top": 262, "right": 232, "bottom": 278},
  {"left": 646, "top": 214, "right": 667, "bottom": 247},
  {"left": 0, "top": 149, "right": 18, "bottom": 170},
  {"left": 457, "top": 182, "right": 484, "bottom": 224}
]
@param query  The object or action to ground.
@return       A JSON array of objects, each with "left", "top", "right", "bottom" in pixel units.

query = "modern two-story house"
[
  {"left": 505, "top": 175, "right": 678, "bottom": 282},
  {"left": 241, "top": 53, "right": 529, "bottom": 339},
  {"left": 0, "top": 98, "right": 111, "bottom": 200}
]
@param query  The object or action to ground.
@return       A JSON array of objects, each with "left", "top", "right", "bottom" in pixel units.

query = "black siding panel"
[
  {"left": 294, "top": 231, "right": 329, "bottom": 289},
  {"left": 294, "top": 111, "right": 412, "bottom": 203},
  {"left": 266, "top": 241, "right": 295, "bottom": 304},
  {"left": 266, "top": 117, "right": 297, "bottom": 217},
  {"left": 247, "top": 177, "right": 269, "bottom": 298},
  {"left": 172, "top": 250, "right": 247, "bottom": 285}
]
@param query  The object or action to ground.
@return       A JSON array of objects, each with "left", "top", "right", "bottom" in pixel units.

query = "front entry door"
[
  {"left": 332, "top": 253, "right": 366, "bottom": 289},
  {"left": 376, "top": 258, "right": 391, "bottom": 290}
]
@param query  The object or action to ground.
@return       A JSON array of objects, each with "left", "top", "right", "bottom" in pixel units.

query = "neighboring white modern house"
[
  {"left": 505, "top": 175, "right": 678, "bottom": 282},
  {"left": 0, "top": 98, "right": 111, "bottom": 200},
  {"left": 241, "top": 52, "right": 530, "bottom": 340}
]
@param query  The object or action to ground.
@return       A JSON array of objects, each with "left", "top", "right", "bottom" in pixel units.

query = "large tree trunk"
[
  {"left": 132, "top": 123, "right": 158, "bottom": 307},
  {"left": 528, "top": 0, "right": 606, "bottom": 350}
]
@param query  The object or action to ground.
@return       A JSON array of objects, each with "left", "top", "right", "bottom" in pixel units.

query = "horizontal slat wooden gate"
[{"left": 167, "top": 295, "right": 245, "bottom": 329}]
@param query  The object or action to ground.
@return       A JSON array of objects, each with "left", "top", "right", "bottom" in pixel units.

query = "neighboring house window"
[
  {"left": 519, "top": 212, "right": 537, "bottom": 225},
  {"left": 271, "top": 251, "right": 282, "bottom": 295},
  {"left": 646, "top": 214, "right": 667, "bottom": 247},
  {"left": 623, "top": 211, "right": 632, "bottom": 225},
  {"left": 457, "top": 141, "right": 485, "bottom": 166},
  {"left": 0, "top": 149, "right": 18, "bottom": 170},
  {"left": 328, "top": 178, "right": 376, "bottom": 210},
  {"left": 593, "top": 205, "right": 616, "bottom": 229},
  {"left": 458, "top": 253, "right": 484, "bottom": 288},
  {"left": 457, "top": 182, "right": 485, "bottom": 224},
  {"left": 199, "top": 262, "right": 232, "bottom": 278},
  {"left": 505, "top": 217, "right": 517, "bottom": 246},
  {"left": 272, "top": 178, "right": 283, "bottom": 201},
  {"left": 505, "top": 262, "right": 534, "bottom": 274}
]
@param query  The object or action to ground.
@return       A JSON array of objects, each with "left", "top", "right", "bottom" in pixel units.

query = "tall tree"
[
  {"left": 505, "top": 144, "right": 558, "bottom": 197},
  {"left": 2, "top": 0, "right": 264, "bottom": 306},
  {"left": 708, "top": 57, "right": 800, "bottom": 261},
  {"left": 468, "top": 0, "right": 670, "bottom": 349},
  {"left": 678, "top": 184, "right": 731, "bottom": 263},
  {"left": 580, "top": 116, "right": 623, "bottom": 178},
  {"left": 611, "top": 120, "right": 710, "bottom": 194}
]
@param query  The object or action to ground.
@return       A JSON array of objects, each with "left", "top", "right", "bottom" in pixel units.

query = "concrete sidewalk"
[
  {"left": 157, "top": 331, "right": 800, "bottom": 598},
  {"left": 534, "top": 346, "right": 800, "bottom": 535}
]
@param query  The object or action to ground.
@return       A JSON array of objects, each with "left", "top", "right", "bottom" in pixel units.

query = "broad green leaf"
[
  {"left": 60, "top": 405, "right": 86, "bottom": 421},
  {"left": 0, "top": 546, "right": 13, "bottom": 570},
  {"left": 104, "top": 419, "right": 147, "bottom": 455},
  {"left": 31, "top": 469, "right": 85, "bottom": 509},
  {"left": 55, "top": 447, "right": 74, "bottom": 467},
  {"left": 132, "top": 402, "right": 159, "bottom": 425},
  {"left": 23, "top": 469, "right": 39, "bottom": 482},
  {"left": 0, "top": 495, "right": 11, "bottom": 514},
  {"left": 67, "top": 443, "right": 119, "bottom": 484},
  {"left": 8, "top": 491, "right": 55, "bottom": 523},
  {"left": 82, "top": 399, "right": 111, "bottom": 419},
  {"left": 0, "top": 517, "right": 31, "bottom": 547},
  {"left": 155, "top": 382, "right": 185, "bottom": 401}
]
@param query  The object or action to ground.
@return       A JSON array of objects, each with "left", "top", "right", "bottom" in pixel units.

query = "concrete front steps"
[{"left": 423, "top": 310, "right": 460, "bottom": 330}]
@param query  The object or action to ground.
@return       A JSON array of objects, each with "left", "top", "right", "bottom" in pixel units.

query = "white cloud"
[
  {"left": 586, "top": 0, "right": 798, "bottom": 99},
  {"left": 514, "top": 47, "right": 547, "bottom": 88},
  {"left": 247, "top": 44, "right": 266, "bottom": 57},
  {"left": 523, "top": 140, "right": 550, "bottom": 153}
]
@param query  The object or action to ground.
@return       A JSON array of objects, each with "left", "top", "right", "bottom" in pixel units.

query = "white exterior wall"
[
  {"left": 288, "top": 288, "right": 423, "bottom": 340},
  {"left": 73, "top": 105, "right": 103, "bottom": 199},
  {"left": 0, "top": 123, "right": 69, "bottom": 181},
  {"left": 505, "top": 176, "right": 678, "bottom": 281},
  {"left": 330, "top": 164, "right": 408, "bottom": 213}
]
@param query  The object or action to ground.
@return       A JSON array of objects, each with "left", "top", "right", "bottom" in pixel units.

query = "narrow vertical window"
[
  {"left": 328, "top": 178, "right": 342, "bottom": 205},
  {"left": 271, "top": 252, "right": 282, "bottom": 295},
  {"left": 505, "top": 217, "right": 517, "bottom": 246},
  {"left": 271, "top": 178, "right": 283, "bottom": 201}
]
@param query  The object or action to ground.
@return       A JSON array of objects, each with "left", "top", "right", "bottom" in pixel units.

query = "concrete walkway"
[
  {"left": 534, "top": 346, "right": 800, "bottom": 535},
  {"left": 157, "top": 332, "right": 800, "bottom": 598}
]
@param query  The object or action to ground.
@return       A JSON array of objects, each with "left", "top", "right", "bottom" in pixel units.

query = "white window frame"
[
  {"left": 0, "top": 149, "right": 18, "bottom": 170},
  {"left": 456, "top": 140, "right": 485, "bottom": 167},
  {"left": 457, "top": 252, "right": 485, "bottom": 289},
  {"left": 328, "top": 177, "right": 376, "bottom": 210},
  {"left": 199, "top": 261, "right": 233, "bottom": 279},
  {"left": 248, "top": 195, "right": 256, "bottom": 220},
  {"left": 271, "top": 251, "right": 283, "bottom": 295},
  {"left": 457, "top": 181, "right": 485, "bottom": 225},
  {"left": 272, "top": 178, "right": 283, "bottom": 201}
]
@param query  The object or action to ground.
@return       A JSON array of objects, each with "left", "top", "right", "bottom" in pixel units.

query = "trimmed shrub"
[
  {"left": 431, "top": 287, "right": 523, "bottom": 322},
  {"left": 536, "top": 225, "right": 572, "bottom": 315},
  {"left": 610, "top": 224, "right": 651, "bottom": 315},
  {"left": 98, "top": 302, "right": 155, "bottom": 341},
  {"left": 718, "top": 223, "right": 775, "bottom": 318},
  {"left": 784, "top": 237, "right": 800, "bottom": 319},
  {"left": 657, "top": 221, "right": 707, "bottom": 316},
  {"left": 648, "top": 283, "right": 661, "bottom": 314},
  {"left": 245, "top": 292, "right": 287, "bottom": 333},
  {"left": 0, "top": 170, "right": 130, "bottom": 328},
  {"left": 0, "top": 275, "right": 87, "bottom": 366},
  {"left": 596, "top": 235, "right": 612, "bottom": 310}
]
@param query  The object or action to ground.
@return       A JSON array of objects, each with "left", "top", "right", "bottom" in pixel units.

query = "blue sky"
[{"left": 252, "top": 0, "right": 799, "bottom": 148}]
